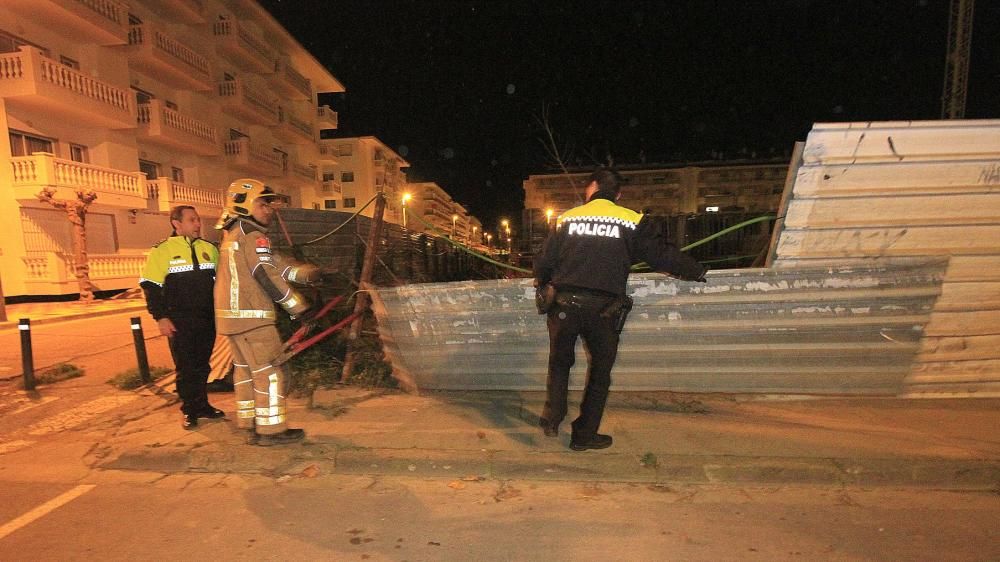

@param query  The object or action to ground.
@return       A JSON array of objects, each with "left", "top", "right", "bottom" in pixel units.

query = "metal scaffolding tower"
[{"left": 941, "top": 0, "right": 975, "bottom": 119}]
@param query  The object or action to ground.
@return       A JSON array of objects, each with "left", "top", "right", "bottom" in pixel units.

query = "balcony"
[
  {"left": 218, "top": 79, "right": 279, "bottom": 126},
  {"left": 316, "top": 105, "right": 338, "bottom": 130},
  {"left": 146, "top": 178, "right": 223, "bottom": 214},
  {"left": 223, "top": 138, "right": 282, "bottom": 177},
  {"left": 212, "top": 20, "right": 276, "bottom": 75},
  {"left": 23, "top": 252, "right": 147, "bottom": 294},
  {"left": 10, "top": 153, "right": 147, "bottom": 208},
  {"left": 137, "top": 100, "right": 218, "bottom": 156},
  {"left": 317, "top": 143, "right": 339, "bottom": 163},
  {"left": 319, "top": 180, "right": 342, "bottom": 194},
  {"left": 275, "top": 109, "right": 314, "bottom": 144},
  {"left": 140, "top": 0, "right": 205, "bottom": 24},
  {"left": 126, "top": 24, "right": 212, "bottom": 91},
  {"left": 291, "top": 162, "right": 317, "bottom": 181},
  {"left": 271, "top": 58, "right": 311, "bottom": 100},
  {"left": 0, "top": 47, "right": 135, "bottom": 129},
  {"left": 5, "top": 0, "right": 128, "bottom": 45}
]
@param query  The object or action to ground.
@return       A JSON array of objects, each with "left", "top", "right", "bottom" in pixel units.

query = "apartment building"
[
  {"left": 0, "top": 0, "right": 343, "bottom": 298},
  {"left": 304, "top": 136, "right": 410, "bottom": 226},
  {"left": 403, "top": 181, "right": 483, "bottom": 246}
]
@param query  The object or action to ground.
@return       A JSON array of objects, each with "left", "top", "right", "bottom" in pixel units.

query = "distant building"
[
  {"left": 404, "top": 182, "right": 483, "bottom": 247},
  {"left": 307, "top": 136, "right": 409, "bottom": 225},
  {"left": 0, "top": 0, "right": 344, "bottom": 298},
  {"left": 521, "top": 160, "right": 789, "bottom": 255}
]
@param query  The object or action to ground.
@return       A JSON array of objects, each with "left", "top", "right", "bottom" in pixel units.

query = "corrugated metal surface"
[
  {"left": 372, "top": 259, "right": 946, "bottom": 394},
  {"left": 772, "top": 120, "right": 1000, "bottom": 395}
]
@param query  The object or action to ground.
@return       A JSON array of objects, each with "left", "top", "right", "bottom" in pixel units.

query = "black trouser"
[
  {"left": 541, "top": 292, "right": 620, "bottom": 440},
  {"left": 167, "top": 316, "right": 216, "bottom": 415}
]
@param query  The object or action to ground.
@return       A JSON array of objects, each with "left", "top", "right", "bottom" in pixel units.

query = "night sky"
[{"left": 259, "top": 0, "right": 999, "bottom": 227}]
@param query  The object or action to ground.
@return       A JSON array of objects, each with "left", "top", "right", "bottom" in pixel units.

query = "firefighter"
[
  {"left": 534, "top": 167, "right": 707, "bottom": 451},
  {"left": 214, "top": 178, "right": 320, "bottom": 446},
  {"left": 140, "top": 205, "right": 223, "bottom": 430}
]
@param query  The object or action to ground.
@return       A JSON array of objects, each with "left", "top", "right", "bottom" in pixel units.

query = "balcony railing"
[
  {"left": 140, "top": 0, "right": 204, "bottom": 23},
  {"left": 316, "top": 105, "right": 338, "bottom": 129},
  {"left": 212, "top": 20, "right": 276, "bottom": 74},
  {"left": 218, "top": 79, "right": 279, "bottom": 126},
  {"left": 7, "top": 0, "right": 128, "bottom": 45},
  {"left": 10, "top": 152, "right": 147, "bottom": 207},
  {"left": 292, "top": 163, "right": 316, "bottom": 181},
  {"left": 22, "top": 252, "right": 145, "bottom": 284},
  {"left": 224, "top": 138, "right": 282, "bottom": 176},
  {"left": 272, "top": 58, "right": 311, "bottom": 99},
  {"left": 0, "top": 47, "right": 134, "bottom": 129},
  {"left": 275, "top": 109, "right": 313, "bottom": 143},
  {"left": 127, "top": 24, "right": 212, "bottom": 90},
  {"left": 146, "top": 178, "right": 223, "bottom": 212},
  {"left": 320, "top": 180, "right": 342, "bottom": 194},
  {"left": 137, "top": 100, "right": 218, "bottom": 155}
]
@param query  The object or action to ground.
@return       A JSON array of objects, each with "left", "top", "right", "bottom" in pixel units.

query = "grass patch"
[
  {"left": 107, "top": 366, "right": 171, "bottom": 390},
  {"left": 17, "top": 363, "right": 84, "bottom": 388}
]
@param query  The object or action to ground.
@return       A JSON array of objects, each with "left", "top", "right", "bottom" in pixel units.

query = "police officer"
[
  {"left": 533, "top": 168, "right": 707, "bottom": 451},
  {"left": 140, "top": 205, "right": 223, "bottom": 430},
  {"left": 214, "top": 179, "right": 319, "bottom": 446}
]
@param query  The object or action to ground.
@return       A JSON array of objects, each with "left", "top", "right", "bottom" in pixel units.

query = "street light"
[
  {"left": 486, "top": 233, "right": 493, "bottom": 253},
  {"left": 452, "top": 214, "right": 458, "bottom": 239},
  {"left": 471, "top": 225, "right": 478, "bottom": 244},
  {"left": 401, "top": 192, "right": 412, "bottom": 229},
  {"left": 545, "top": 208, "right": 554, "bottom": 225}
]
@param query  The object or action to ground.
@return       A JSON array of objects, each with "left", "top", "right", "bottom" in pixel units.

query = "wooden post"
[{"left": 340, "top": 192, "right": 386, "bottom": 382}]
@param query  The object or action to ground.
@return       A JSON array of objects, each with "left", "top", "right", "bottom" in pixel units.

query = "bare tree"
[{"left": 37, "top": 187, "right": 98, "bottom": 301}]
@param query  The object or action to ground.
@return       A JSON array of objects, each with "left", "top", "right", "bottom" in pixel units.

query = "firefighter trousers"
[
  {"left": 167, "top": 316, "right": 216, "bottom": 416},
  {"left": 541, "top": 295, "right": 620, "bottom": 440},
  {"left": 225, "top": 326, "right": 289, "bottom": 435}
]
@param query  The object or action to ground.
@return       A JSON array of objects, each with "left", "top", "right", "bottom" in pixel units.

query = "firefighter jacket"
[
  {"left": 140, "top": 236, "right": 218, "bottom": 320},
  {"left": 214, "top": 217, "right": 312, "bottom": 336},
  {"left": 534, "top": 195, "right": 706, "bottom": 296}
]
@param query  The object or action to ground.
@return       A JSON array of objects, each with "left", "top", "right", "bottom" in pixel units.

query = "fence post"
[
  {"left": 341, "top": 192, "right": 386, "bottom": 382},
  {"left": 19, "top": 319, "right": 35, "bottom": 391},
  {"left": 130, "top": 316, "right": 151, "bottom": 384}
]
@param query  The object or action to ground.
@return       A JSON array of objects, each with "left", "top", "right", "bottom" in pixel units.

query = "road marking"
[
  {"left": 0, "top": 440, "right": 34, "bottom": 455},
  {"left": 27, "top": 395, "right": 138, "bottom": 436},
  {"left": 0, "top": 484, "right": 96, "bottom": 540}
]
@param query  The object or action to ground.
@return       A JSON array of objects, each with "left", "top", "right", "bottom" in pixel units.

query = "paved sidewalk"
[
  {"left": 0, "top": 296, "right": 147, "bottom": 330},
  {"left": 92, "top": 387, "right": 1000, "bottom": 489}
]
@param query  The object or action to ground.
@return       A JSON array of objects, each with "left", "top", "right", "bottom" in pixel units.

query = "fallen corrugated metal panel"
[
  {"left": 772, "top": 119, "right": 1000, "bottom": 395},
  {"left": 372, "top": 259, "right": 946, "bottom": 394}
]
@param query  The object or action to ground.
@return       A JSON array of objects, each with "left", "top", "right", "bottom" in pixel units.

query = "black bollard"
[
  {"left": 130, "top": 316, "right": 151, "bottom": 384},
  {"left": 19, "top": 318, "right": 35, "bottom": 391}
]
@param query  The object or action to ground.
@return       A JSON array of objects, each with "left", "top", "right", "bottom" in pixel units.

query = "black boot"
[
  {"left": 197, "top": 404, "right": 226, "bottom": 419},
  {"left": 182, "top": 414, "right": 198, "bottom": 430},
  {"left": 252, "top": 428, "right": 306, "bottom": 446},
  {"left": 539, "top": 417, "right": 559, "bottom": 437},
  {"left": 569, "top": 433, "right": 613, "bottom": 451}
]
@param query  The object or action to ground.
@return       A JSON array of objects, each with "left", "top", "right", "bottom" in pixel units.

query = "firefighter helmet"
[{"left": 215, "top": 178, "right": 279, "bottom": 229}]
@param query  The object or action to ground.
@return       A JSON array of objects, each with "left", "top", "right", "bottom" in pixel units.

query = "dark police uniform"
[
  {"left": 533, "top": 193, "right": 706, "bottom": 444},
  {"left": 140, "top": 235, "right": 219, "bottom": 417}
]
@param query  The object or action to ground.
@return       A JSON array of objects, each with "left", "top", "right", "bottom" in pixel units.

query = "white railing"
[
  {"left": 75, "top": 0, "right": 126, "bottom": 25},
  {"left": 11, "top": 153, "right": 146, "bottom": 199},
  {"left": 138, "top": 101, "right": 217, "bottom": 144},
  {"left": 320, "top": 180, "right": 342, "bottom": 194},
  {"left": 212, "top": 20, "right": 275, "bottom": 67},
  {"left": 0, "top": 47, "right": 131, "bottom": 113},
  {"left": 218, "top": 79, "right": 278, "bottom": 122},
  {"left": 148, "top": 178, "right": 223, "bottom": 209},
  {"left": 224, "top": 138, "right": 281, "bottom": 170},
  {"left": 65, "top": 253, "right": 146, "bottom": 279},
  {"left": 128, "top": 24, "right": 211, "bottom": 77}
]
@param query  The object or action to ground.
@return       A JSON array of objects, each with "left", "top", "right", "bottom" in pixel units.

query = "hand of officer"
[{"left": 157, "top": 318, "right": 177, "bottom": 338}]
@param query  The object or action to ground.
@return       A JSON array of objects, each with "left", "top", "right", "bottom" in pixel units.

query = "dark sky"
[{"left": 259, "top": 0, "right": 999, "bottom": 227}]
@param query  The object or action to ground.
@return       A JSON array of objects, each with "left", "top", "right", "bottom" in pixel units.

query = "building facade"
[
  {"left": 0, "top": 0, "right": 343, "bottom": 298},
  {"left": 403, "top": 181, "right": 483, "bottom": 247},
  {"left": 304, "top": 136, "right": 409, "bottom": 226}
]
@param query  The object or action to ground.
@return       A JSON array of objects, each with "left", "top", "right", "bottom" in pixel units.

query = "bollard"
[
  {"left": 130, "top": 316, "right": 151, "bottom": 384},
  {"left": 19, "top": 318, "right": 35, "bottom": 391}
]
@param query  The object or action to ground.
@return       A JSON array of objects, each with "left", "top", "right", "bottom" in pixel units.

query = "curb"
[
  {"left": 0, "top": 303, "right": 148, "bottom": 331},
  {"left": 98, "top": 443, "right": 1000, "bottom": 489}
]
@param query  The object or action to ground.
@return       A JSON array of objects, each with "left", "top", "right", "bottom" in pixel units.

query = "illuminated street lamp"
[
  {"left": 486, "top": 233, "right": 493, "bottom": 253},
  {"left": 452, "top": 214, "right": 458, "bottom": 239},
  {"left": 545, "top": 208, "right": 554, "bottom": 225},
  {"left": 471, "top": 225, "right": 478, "bottom": 244},
  {"left": 401, "top": 192, "right": 412, "bottom": 229}
]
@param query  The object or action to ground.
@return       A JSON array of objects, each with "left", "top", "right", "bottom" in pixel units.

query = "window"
[
  {"left": 128, "top": 13, "right": 143, "bottom": 25},
  {"left": 59, "top": 56, "right": 79, "bottom": 69},
  {"left": 312, "top": 203, "right": 320, "bottom": 210},
  {"left": 0, "top": 31, "right": 47, "bottom": 56},
  {"left": 171, "top": 167, "right": 185, "bottom": 182},
  {"left": 9, "top": 131, "right": 54, "bottom": 156},
  {"left": 165, "top": 100, "right": 178, "bottom": 111},
  {"left": 69, "top": 144, "right": 89, "bottom": 163},
  {"left": 229, "top": 128, "right": 248, "bottom": 140},
  {"left": 324, "top": 200, "right": 337, "bottom": 209},
  {"left": 322, "top": 172, "right": 336, "bottom": 181},
  {"left": 133, "top": 87, "right": 154, "bottom": 106},
  {"left": 138, "top": 160, "right": 160, "bottom": 180},
  {"left": 337, "top": 144, "right": 352, "bottom": 156},
  {"left": 341, "top": 171, "right": 354, "bottom": 182},
  {"left": 343, "top": 198, "right": 356, "bottom": 208},
  {"left": 373, "top": 149, "right": 384, "bottom": 161}
]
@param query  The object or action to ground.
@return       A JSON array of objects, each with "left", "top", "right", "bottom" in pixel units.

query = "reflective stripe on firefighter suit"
[{"left": 214, "top": 218, "right": 309, "bottom": 434}]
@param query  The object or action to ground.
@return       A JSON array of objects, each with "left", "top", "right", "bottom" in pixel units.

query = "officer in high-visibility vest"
[
  {"left": 140, "top": 205, "right": 223, "bottom": 430},
  {"left": 214, "top": 179, "right": 319, "bottom": 446},
  {"left": 534, "top": 168, "right": 707, "bottom": 451}
]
